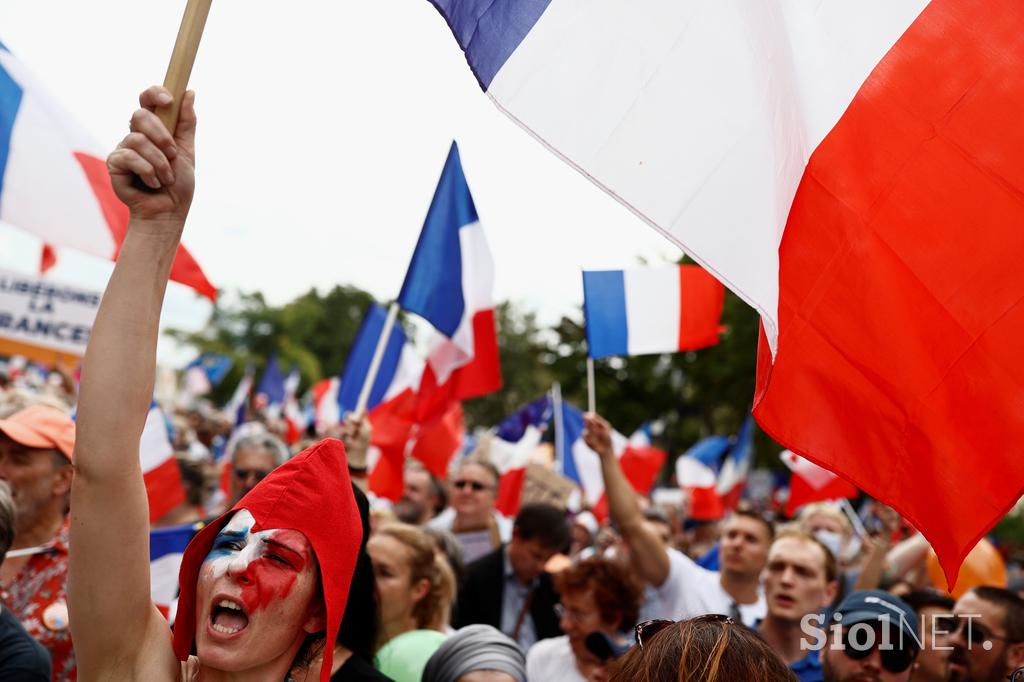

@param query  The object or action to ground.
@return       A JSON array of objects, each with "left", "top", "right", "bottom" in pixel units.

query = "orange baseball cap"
[{"left": 0, "top": 405, "right": 76, "bottom": 461}]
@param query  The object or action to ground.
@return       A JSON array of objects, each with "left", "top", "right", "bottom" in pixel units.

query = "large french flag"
[
  {"left": 490, "top": 395, "right": 552, "bottom": 516},
  {"left": 583, "top": 265, "right": 724, "bottom": 358},
  {"left": 427, "top": 0, "right": 1024, "bottom": 584},
  {"left": 557, "top": 403, "right": 664, "bottom": 520},
  {"left": 0, "top": 42, "right": 215, "bottom": 299},
  {"left": 140, "top": 403, "right": 186, "bottom": 523},
  {"left": 397, "top": 141, "right": 502, "bottom": 423}
]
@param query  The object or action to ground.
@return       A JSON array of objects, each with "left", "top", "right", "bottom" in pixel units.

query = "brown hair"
[
  {"left": 553, "top": 556, "right": 643, "bottom": 631},
  {"left": 375, "top": 523, "right": 456, "bottom": 632},
  {"left": 772, "top": 528, "right": 838, "bottom": 583},
  {"left": 609, "top": 616, "right": 798, "bottom": 682},
  {"left": 731, "top": 507, "right": 776, "bottom": 542}
]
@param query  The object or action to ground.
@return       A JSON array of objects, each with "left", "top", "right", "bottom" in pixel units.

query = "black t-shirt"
[
  {"left": 330, "top": 655, "right": 394, "bottom": 682},
  {"left": 0, "top": 606, "right": 51, "bottom": 682}
]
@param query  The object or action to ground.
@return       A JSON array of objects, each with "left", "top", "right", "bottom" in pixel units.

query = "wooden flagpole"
[
  {"left": 353, "top": 302, "right": 401, "bottom": 418},
  {"left": 157, "top": 0, "right": 214, "bottom": 134}
]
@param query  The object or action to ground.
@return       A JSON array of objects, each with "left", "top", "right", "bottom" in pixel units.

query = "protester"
[
  {"left": 609, "top": 614, "right": 798, "bottom": 681},
  {"left": 940, "top": 586, "right": 1024, "bottom": 682},
  {"left": 453, "top": 503, "right": 569, "bottom": 650},
  {"left": 368, "top": 522, "right": 455, "bottom": 649},
  {"left": 429, "top": 459, "right": 512, "bottom": 563},
  {"left": 67, "top": 85, "right": 363, "bottom": 682},
  {"left": 395, "top": 462, "right": 446, "bottom": 526},
  {"left": 526, "top": 555, "right": 643, "bottom": 681},
  {"left": 0, "top": 404, "right": 76, "bottom": 681},
  {"left": 820, "top": 590, "right": 920, "bottom": 682},
  {"left": 0, "top": 479, "right": 51, "bottom": 680},
  {"left": 902, "top": 589, "right": 955, "bottom": 682},
  {"left": 756, "top": 529, "right": 839, "bottom": 681},
  {"left": 225, "top": 430, "right": 289, "bottom": 508},
  {"left": 422, "top": 624, "right": 526, "bottom": 682},
  {"left": 584, "top": 413, "right": 769, "bottom": 626}
]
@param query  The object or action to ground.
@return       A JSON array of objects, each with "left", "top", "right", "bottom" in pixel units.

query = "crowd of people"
[{"left": 2, "top": 86, "right": 1024, "bottom": 682}]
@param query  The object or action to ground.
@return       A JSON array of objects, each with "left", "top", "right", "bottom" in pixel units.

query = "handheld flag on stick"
[{"left": 582, "top": 265, "right": 725, "bottom": 359}]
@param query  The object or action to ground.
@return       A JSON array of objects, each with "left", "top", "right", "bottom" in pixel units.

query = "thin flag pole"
[
  {"left": 586, "top": 357, "right": 596, "bottom": 414},
  {"left": 552, "top": 383, "right": 564, "bottom": 476},
  {"left": 353, "top": 302, "right": 400, "bottom": 418},
  {"left": 838, "top": 497, "right": 870, "bottom": 541},
  {"left": 158, "top": 0, "right": 214, "bottom": 134}
]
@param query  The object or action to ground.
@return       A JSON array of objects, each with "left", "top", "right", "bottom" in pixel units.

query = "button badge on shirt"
[{"left": 42, "top": 600, "right": 70, "bottom": 631}]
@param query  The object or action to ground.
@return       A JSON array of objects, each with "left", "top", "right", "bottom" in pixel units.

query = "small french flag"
[{"left": 582, "top": 265, "right": 724, "bottom": 359}]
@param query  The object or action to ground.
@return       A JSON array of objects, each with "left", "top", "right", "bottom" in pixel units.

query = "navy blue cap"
[{"left": 834, "top": 590, "right": 920, "bottom": 649}]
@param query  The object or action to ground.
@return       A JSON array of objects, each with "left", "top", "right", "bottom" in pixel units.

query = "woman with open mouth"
[{"left": 67, "top": 84, "right": 364, "bottom": 682}]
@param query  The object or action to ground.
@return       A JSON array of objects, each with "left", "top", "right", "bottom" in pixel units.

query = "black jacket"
[{"left": 452, "top": 545, "right": 562, "bottom": 641}]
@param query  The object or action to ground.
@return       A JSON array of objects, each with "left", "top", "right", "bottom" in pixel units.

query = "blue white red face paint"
[{"left": 201, "top": 509, "right": 310, "bottom": 636}]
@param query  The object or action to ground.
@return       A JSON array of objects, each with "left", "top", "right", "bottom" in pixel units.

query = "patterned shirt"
[{"left": 0, "top": 517, "right": 74, "bottom": 682}]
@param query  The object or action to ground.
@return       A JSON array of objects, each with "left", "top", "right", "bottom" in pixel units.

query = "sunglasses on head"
[
  {"left": 453, "top": 479, "right": 490, "bottom": 492},
  {"left": 635, "top": 614, "right": 736, "bottom": 650},
  {"left": 233, "top": 468, "right": 271, "bottom": 481},
  {"left": 840, "top": 625, "right": 917, "bottom": 674}
]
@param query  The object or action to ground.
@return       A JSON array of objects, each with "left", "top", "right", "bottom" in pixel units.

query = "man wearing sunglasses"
[
  {"left": 941, "top": 586, "right": 1024, "bottom": 682},
  {"left": 822, "top": 590, "right": 921, "bottom": 682},
  {"left": 225, "top": 431, "right": 289, "bottom": 508}
]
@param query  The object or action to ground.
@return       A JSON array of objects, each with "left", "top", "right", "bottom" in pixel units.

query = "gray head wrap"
[{"left": 422, "top": 625, "right": 527, "bottom": 682}]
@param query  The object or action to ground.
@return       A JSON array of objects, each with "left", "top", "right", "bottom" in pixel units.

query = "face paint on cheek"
[
  {"left": 238, "top": 552, "right": 302, "bottom": 612},
  {"left": 203, "top": 514, "right": 309, "bottom": 616}
]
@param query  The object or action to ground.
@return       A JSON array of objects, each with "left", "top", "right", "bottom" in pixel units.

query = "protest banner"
[
  {"left": 0, "top": 268, "right": 100, "bottom": 363},
  {"left": 520, "top": 463, "right": 576, "bottom": 510}
]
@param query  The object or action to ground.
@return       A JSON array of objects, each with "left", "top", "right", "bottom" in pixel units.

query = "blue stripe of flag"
[
  {"left": 559, "top": 403, "right": 584, "bottom": 485},
  {"left": 426, "top": 0, "right": 553, "bottom": 90},
  {"left": 398, "top": 141, "right": 476, "bottom": 338},
  {"left": 582, "top": 270, "right": 629, "bottom": 359},
  {"left": 338, "top": 303, "right": 407, "bottom": 415},
  {"left": 149, "top": 522, "right": 198, "bottom": 561},
  {"left": 0, "top": 54, "right": 23, "bottom": 206}
]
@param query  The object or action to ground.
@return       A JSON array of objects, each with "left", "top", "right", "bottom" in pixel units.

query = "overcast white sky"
[{"left": 0, "top": 1, "right": 681, "bottom": 365}]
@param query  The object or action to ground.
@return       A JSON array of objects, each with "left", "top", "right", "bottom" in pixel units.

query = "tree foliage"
[{"left": 169, "top": 283, "right": 782, "bottom": 468}]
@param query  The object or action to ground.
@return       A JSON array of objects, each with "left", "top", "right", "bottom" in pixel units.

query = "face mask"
[{"left": 814, "top": 530, "right": 843, "bottom": 559}]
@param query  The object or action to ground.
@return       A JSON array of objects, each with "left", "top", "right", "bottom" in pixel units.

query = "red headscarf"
[{"left": 173, "top": 438, "right": 362, "bottom": 681}]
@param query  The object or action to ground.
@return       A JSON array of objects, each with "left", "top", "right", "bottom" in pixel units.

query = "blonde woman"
[{"left": 368, "top": 523, "right": 455, "bottom": 682}]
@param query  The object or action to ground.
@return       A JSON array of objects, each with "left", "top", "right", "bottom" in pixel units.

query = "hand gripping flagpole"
[
  {"left": 158, "top": 0, "right": 214, "bottom": 134},
  {"left": 132, "top": 0, "right": 213, "bottom": 192},
  {"left": 353, "top": 302, "right": 401, "bottom": 418}
]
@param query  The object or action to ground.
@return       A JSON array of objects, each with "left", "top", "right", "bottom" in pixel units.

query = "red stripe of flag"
[{"left": 755, "top": 0, "right": 1024, "bottom": 586}]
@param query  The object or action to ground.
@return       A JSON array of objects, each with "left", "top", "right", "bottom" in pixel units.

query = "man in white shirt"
[{"left": 584, "top": 413, "right": 771, "bottom": 626}]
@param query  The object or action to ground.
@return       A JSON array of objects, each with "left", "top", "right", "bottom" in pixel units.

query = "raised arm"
[
  {"left": 69, "top": 86, "right": 197, "bottom": 676},
  {"left": 583, "top": 413, "right": 671, "bottom": 587}
]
